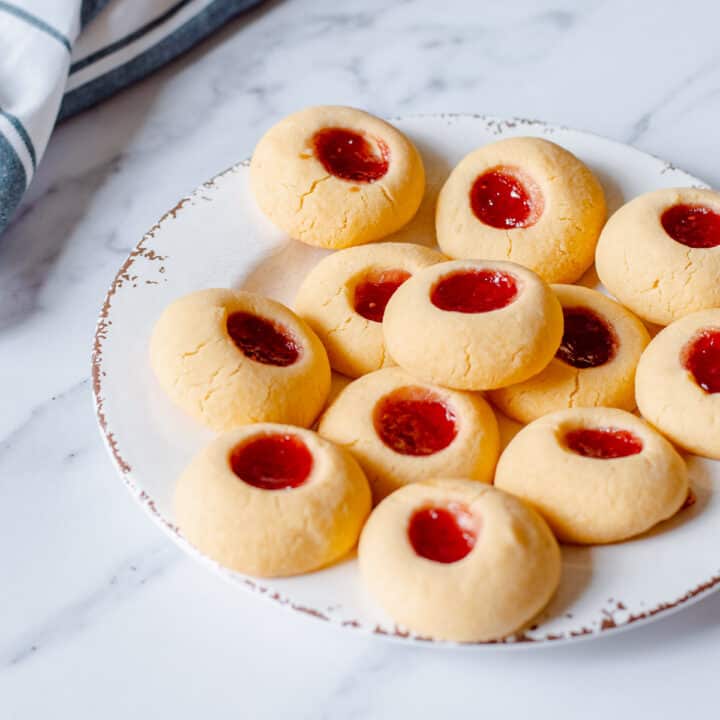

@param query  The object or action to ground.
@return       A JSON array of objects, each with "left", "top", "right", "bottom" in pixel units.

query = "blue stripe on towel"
[
  {"left": 81, "top": 0, "right": 113, "bottom": 28},
  {"left": 70, "top": 0, "right": 197, "bottom": 74},
  {"left": 60, "top": 0, "right": 264, "bottom": 119},
  {"left": 0, "top": 2, "right": 72, "bottom": 51},
  {"left": 0, "top": 132, "right": 27, "bottom": 234},
  {"left": 0, "top": 109, "right": 37, "bottom": 171}
]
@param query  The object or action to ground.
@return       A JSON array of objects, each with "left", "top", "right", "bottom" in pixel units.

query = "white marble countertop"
[{"left": 2, "top": 0, "right": 720, "bottom": 717}]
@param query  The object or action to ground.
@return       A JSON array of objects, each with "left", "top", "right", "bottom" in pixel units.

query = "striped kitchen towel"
[{"left": 0, "top": 0, "right": 263, "bottom": 236}]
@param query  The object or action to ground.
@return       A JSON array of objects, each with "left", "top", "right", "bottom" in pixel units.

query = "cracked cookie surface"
[
  {"left": 295, "top": 242, "right": 445, "bottom": 377},
  {"left": 435, "top": 136, "right": 606, "bottom": 283},
  {"left": 596, "top": 187, "right": 720, "bottom": 325},
  {"left": 318, "top": 367, "right": 499, "bottom": 501},
  {"left": 150, "top": 289, "right": 330, "bottom": 431},
  {"left": 250, "top": 106, "right": 425, "bottom": 249}
]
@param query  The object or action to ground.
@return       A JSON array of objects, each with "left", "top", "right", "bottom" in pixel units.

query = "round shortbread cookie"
[
  {"left": 489, "top": 285, "right": 650, "bottom": 423},
  {"left": 150, "top": 289, "right": 330, "bottom": 431},
  {"left": 318, "top": 368, "right": 499, "bottom": 501},
  {"left": 636, "top": 309, "right": 720, "bottom": 459},
  {"left": 250, "top": 106, "right": 425, "bottom": 249},
  {"left": 382, "top": 259, "right": 563, "bottom": 390},
  {"left": 435, "top": 137, "right": 606, "bottom": 283},
  {"left": 495, "top": 407, "right": 688, "bottom": 544},
  {"left": 295, "top": 242, "right": 445, "bottom": 377},
  {"left": 596, "top": 187, "right": 720, "bottom": 325},
  {"left": 175, "top": 424, "right": 371, "bottom": 577},
  {"left": 358, "top": 478, "right": 561, "bottom": 642}
]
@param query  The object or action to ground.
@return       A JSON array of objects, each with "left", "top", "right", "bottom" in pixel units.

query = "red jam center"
[
  {"left": 373, "top": 387, "right": 457, "bottom": 456},
  {"left": 565, "top": 427, "right": 643, "bottom": 459},
  {"left": 682, "top": 329, "right": 720, "bottom": 393},
  {"left": 354, "top": 269, "right": 411, "bottom": 322},
  {"left": 556, "top": 307, "right": 617, "bottom": 369},
  {"left": 230, "top": 434, "right": 313, "bottom": 490},
  {"left": 312, "top": 127, "right": 389, "bottom": 183},
  {"left": 661, "top": 204, "right": 720, "bottom": 248},
  {"left": 470, "top": 169, "right": 540, "bottom": 229},
  {"left": 430, "top": 269, "right": 518, "bottom": 313},
  {"left": 226, "top": 312, "right": 299, "bottom": 367},
  {"left": 408, "top": 505, "right": 477, "bottom": 564}
]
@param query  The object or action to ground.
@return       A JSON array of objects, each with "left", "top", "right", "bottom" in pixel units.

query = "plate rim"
[{"left": 91, "top": 113, "right": 720, "bottom": 648}]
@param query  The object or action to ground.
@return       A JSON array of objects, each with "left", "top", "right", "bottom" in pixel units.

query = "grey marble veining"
[{"left": 2, "top": 0, "right": 720, "bottom": 717}]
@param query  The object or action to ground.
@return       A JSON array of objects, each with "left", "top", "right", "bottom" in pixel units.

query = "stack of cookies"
[{"left": 149, "top": 106, "right": 720, "bottom": 642}]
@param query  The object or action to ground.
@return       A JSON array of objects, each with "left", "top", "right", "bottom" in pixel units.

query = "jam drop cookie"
[
  {"left": 175, "top": 424, "right": 371, "bottom": 577},
  {"left": 318, "top": 368, "right": 499, "bottom": 501},
  {"left": 358, "top": 479, "right": 560, "bottom": 642},
  {"left": 495, "top": 408, "right": 688, "bottom": 544},
  {"left": 596, "top": 188, "right": 720, "bottom": 325},
  {"left": 435, "top": 137, "right": 606, "bottom": 283},
  {"left": 382, "top": 260, "right": 563, "bottom": 390},
  {"left": 295, "top": 242, "right": 445, "bottom": 377},
  {"left": 250, "top": 106, "right": 425, "bottom": 249},
  {"left": 150, "top": 289, "right": 330, "bottom": 431},
  {"left": 489, "top": 285, "right": 650, "bottom": 423},
  {"left": 636, "top": 309, "right": 720, "bottom": 459}
]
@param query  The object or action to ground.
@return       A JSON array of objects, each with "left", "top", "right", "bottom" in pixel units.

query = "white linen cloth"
[{"left": 0, "top": 0, "right": 262, "bottom": 234}]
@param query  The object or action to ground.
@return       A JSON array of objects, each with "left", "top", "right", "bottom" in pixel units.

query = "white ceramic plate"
[{"left": 93, "top": 114, "right": 720, "bottom": 647}]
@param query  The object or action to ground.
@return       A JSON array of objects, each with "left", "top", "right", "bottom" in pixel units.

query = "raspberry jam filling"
[
  {"left": 227, "top": 312, "right": 299, "bottom": 367},
  {"left": 430, "top": 269, "right": 518, "bottom": 313},
  {"left": 556, "top": 307, "right": 617, "bottom": 369},
  {"left": 408, "top": 504, "right": 477, "bottom": 564},
  {"left": 565, "top": 427, "right": 643, "bottom": 459},
  {"left": 661, "top": 204, "right": 720, "bottom": 249},
  {"left": 374, "top": 387, "right": 457, "bottom": 456},
  {"left": 230, "top": 434, "right": 313, "bottom": 490},
  {"left": 470, "top": 168, "right": 542, "bottom": 229},
  {"left": 312, "top": 127, "right": 389, "bottom": 183},
  {"left": 354, "top": 269, "right": 411, "bottom": 322},
  {"left": 682, "top": 328, "right": 720, "bottom": 393}
]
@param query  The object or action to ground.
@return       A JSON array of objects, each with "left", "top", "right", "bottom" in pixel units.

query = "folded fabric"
[{"left": 0, "top": 0, "right": 263, "bottom": 236}]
